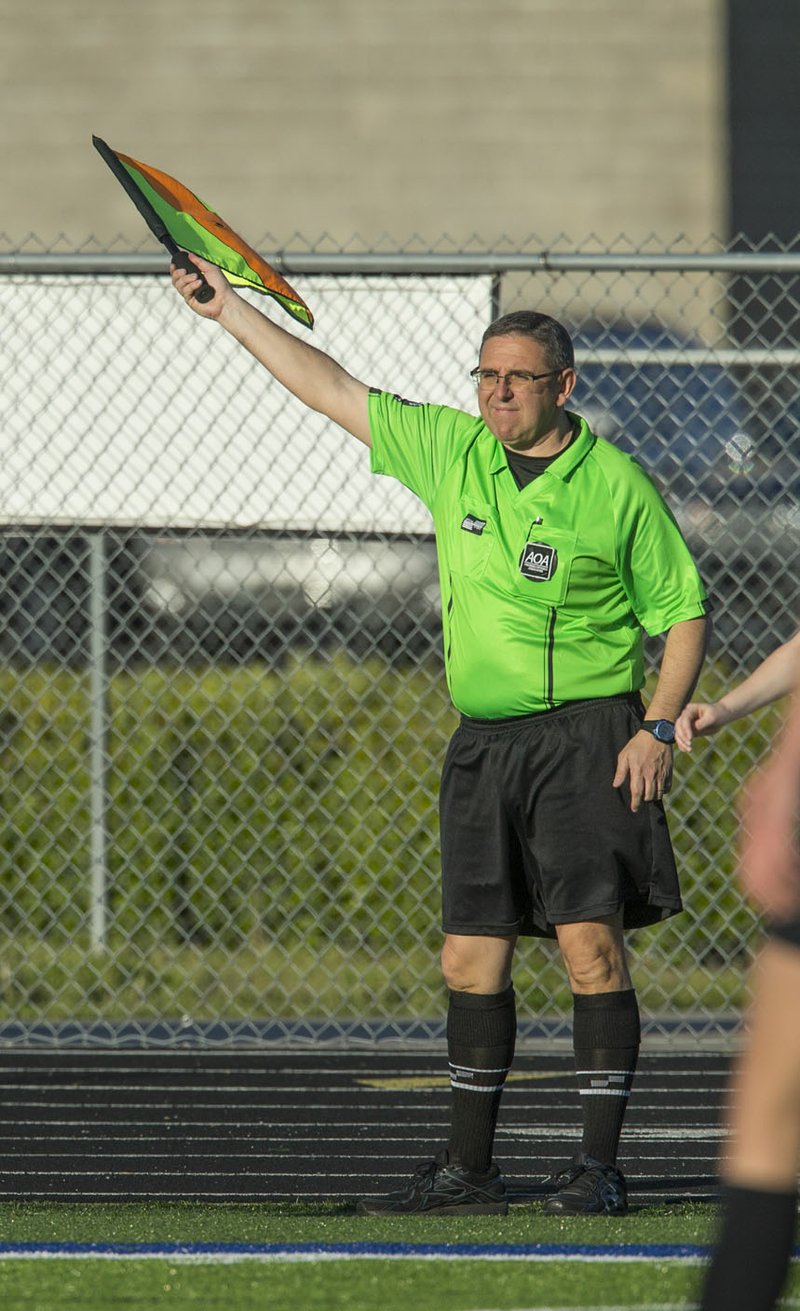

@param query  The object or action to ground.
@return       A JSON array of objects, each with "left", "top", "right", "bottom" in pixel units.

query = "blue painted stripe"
[
  {"left": 0, "top": 1240, "right": 713, "bottom": 1259},
  {"left": 4, "top": 1239, "right": 800, "bottom": 1267}
]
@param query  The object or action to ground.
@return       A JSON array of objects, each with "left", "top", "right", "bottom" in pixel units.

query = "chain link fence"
[{"left": 0, "top": 239, "right": 798, "bottom": 1047}]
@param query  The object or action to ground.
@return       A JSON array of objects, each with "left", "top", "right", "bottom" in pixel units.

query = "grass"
[
  {"left": 0, "top": 932, "right": 752, "bottom": 1029},
  {"left": 0, "top": 1257, "right": 710, "bottom": 1311},
  {"left": 4, "top": 1199, "right": 794, "bottom": 1311},
  {"left": 0, "top": 650, "right": 784, "bottom": 1048},
  {"left": 0, "top": 1198, "right": 717, "bottom": 1245}
]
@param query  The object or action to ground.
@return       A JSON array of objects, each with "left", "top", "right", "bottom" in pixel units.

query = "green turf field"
[{"left": 2, "top": 1201, "right": 798, "bottom": 1311}]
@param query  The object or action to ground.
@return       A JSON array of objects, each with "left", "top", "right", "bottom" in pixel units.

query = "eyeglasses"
[{"left": 469, "top": 367, "right": 563, "bottom": 390}]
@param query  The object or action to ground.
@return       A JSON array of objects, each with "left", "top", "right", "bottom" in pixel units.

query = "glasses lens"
[{"left": 472, "top": 370, "right": 538, "bottom": 389}]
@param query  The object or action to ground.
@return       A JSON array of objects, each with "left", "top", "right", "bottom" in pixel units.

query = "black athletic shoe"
[
  {"left": 542, "top": 1152, "right": 628, "bottom": 1216},
  {"left": 356, "top": 1149, "right": 509, "bottom": 1216}
]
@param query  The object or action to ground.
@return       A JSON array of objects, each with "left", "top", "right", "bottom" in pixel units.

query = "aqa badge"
[{"left": 519, "top": 541, "right": 557, "bottom": 582}]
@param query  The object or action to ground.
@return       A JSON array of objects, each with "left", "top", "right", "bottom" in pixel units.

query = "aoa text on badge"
[{"left": 518, "top": 541, "right": 557, "bottom": 582}]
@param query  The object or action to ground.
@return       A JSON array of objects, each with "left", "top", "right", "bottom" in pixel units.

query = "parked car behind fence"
[{"left": 573, "top": 320, "right": 800, "bottom": 662}]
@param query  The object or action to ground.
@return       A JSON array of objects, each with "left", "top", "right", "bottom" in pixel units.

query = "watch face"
[{"left": 654, "top": 721, "right": 675, "bottom": 743}]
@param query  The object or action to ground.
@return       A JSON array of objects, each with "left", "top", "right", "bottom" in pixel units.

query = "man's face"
[{"left": 476, "top": 333, "right": 576, "bottom": 453}]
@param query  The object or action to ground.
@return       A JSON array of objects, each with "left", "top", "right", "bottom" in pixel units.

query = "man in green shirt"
[{"left": 171, "top": 258, "right": 710, "bottom": 1217}]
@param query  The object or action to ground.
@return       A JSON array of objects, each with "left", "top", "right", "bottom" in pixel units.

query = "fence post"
[{"left": 88, "top": 531, "right": 108, "bottom": 951}]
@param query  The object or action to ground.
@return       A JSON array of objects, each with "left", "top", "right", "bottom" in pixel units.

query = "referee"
[{"left": 171, "top": 259, "right": 710, "bottom": 1217}]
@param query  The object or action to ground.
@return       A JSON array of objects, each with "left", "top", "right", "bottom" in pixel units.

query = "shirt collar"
[{"left": 487, "top": 412, "right": 595, "bottom": 479}]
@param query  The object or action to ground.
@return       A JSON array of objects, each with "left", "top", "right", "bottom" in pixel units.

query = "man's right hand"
[{"left": 170, "top": 253, "right": 231, "bottom": 320}]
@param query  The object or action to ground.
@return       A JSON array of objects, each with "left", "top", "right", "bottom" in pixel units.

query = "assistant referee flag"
[{"left": 93, "top": 136, "right": 314, "bottom": 329}]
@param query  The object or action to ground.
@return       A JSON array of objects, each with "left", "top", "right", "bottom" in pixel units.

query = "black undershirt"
[{"left": 505, "top": 431, "right": 576, "bottom": 489}]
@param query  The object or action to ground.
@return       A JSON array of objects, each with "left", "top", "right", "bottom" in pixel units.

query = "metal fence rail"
[{"left": 0, "top": 240, "right": 798, "bottom": 1047}]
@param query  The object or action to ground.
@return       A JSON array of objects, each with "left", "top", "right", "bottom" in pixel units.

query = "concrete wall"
[{"left": 0, "top": 0, "right": 727, "bottom": 248}]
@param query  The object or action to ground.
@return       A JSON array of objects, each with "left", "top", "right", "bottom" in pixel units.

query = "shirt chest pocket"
[
  {"left": 448, "top": 501, "right": 499, "bottom": 580},
  {"left": 511, "top": 526, "right": 578, "bottom": 607}
]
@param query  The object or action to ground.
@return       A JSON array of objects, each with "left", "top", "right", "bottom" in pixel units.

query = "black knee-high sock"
[
  {"left": 572, "top": 988, "right": 640, "bottom": 1166},
  {"left": 700, "top": 1184, "right": 798, "bottom": 1311},
  {"left": 447, "top": 985, "right": 516, "bottom": 1173}
]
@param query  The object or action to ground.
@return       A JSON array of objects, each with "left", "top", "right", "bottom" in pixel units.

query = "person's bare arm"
[
  {"left": 171, "top": 255, "right": 372, "bottom": 446},
  {"left": 613, "top": 614, "right": 710, "bottom": 811},
  {"left": 676, "top": 629, "right": 800, "bottom": 751},
  {"left": 739, "top": 682, "right": 800, "bottom": 919}
]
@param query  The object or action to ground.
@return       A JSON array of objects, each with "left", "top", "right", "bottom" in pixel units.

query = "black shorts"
[
  {"left": 439, "top": 693, "right": 682, "bottom": 940},
  {"left": 767, "top": 917, "right": 800, "bottom": 950}
]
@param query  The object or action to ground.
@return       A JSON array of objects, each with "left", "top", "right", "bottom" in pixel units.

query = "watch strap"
[{"left": 641, "top": 719, "right": 676, "bottom": 741}]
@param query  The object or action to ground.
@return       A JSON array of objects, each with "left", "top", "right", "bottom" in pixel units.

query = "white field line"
[
  {"left": 474, "top": 1304, "right": 800, "bottom": 1311},
  {"left": 0, "top": 1249, "right": 710, "bottom": 1265},
  {"left": 476, "top": 1305, "right": 800, "bottom": 1311},
  {"left": 474, "top": 1305, "right": 698, "bottom": 1311}
]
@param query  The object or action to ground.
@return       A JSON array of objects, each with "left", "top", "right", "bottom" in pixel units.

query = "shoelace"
[{"left": 546, "top": 1162, "right": 585, "bottom": 1188}]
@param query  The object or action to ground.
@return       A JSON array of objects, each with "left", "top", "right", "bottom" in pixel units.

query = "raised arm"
[
  {"left": 171, "top": 254, "right": 373, "bottom": 446},
  {"left": 676, "top": 628, "right": 800, "bottom": 752}
]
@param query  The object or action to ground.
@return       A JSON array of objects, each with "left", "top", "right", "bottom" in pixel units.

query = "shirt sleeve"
[
  {"left": 615, "top": 461, "right": 710, "bottom": 635},
  {"left": 368, "top": 390, "right": 479, "bottom": 511}
]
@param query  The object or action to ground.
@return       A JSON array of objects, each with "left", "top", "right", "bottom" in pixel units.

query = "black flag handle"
[
  {"left": 168, "top": 247, "right": 216, "bottom": 304},
  {"left": 92, "top": 135, "right": 215, "bottom": 303}
]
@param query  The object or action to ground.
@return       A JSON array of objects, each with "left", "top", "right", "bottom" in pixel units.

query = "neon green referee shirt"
[{"left": 368, "top": 390, "right": 709, "bottom": 719}]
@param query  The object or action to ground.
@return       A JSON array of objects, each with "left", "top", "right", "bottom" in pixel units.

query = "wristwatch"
[{"left": 640, "top": 719, "right": 676, "bottom": 744}]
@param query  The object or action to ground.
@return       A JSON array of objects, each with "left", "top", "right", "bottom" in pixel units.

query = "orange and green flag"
[{"left": 93, "top": 135, "right": 313, "bottom": 329}]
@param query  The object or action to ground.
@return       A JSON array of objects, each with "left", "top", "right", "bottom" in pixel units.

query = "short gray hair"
[{"left": 481, "top": 311, "right": 575, "bottom": 372}]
